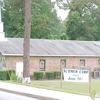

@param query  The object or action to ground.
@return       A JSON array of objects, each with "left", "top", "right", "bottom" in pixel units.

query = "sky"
[
  {"left": 51, "top": 0, "right": 69, "bottom": 20},
  {"left": 57, "top": 9, "right": 69, "bottom": 20},
  {"left": 54, "top": 3, "right": 69, "bottom": 20}
]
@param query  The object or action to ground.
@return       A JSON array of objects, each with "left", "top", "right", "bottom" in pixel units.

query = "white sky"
[
  {"left": 55, "top": 4, "right": 69, "bottom": 20},
  {"left": 51, "top": 0, "right": 69, "bottom": 20},
  {"left": 51, "top": 0, "right": 56, "bottom": 1},
  {"left": 57, "top": 9, "right": 69, "bottom": 20}
]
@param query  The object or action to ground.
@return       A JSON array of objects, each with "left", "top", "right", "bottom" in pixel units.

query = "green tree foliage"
[
  {"left": 66, "top": 11, "right": 86, "bottom": 40},
  {"left": 31, "top": 0, "right": 60, "bottom": 39},
  {"left": 56, "top": 0, "right": 100, "bottom": 40},
  {"left": 2, "top": 0, "right": 24, "bottom": 37},
  {"left": 60, "top": 33, "right": 69, "bottom": 40},
  {"left": 2, "top": 0, "right": 62, "bottom": 39}
]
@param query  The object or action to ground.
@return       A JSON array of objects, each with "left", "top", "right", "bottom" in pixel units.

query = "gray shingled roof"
[{"left": 0, "top": 38, "right": 100, "bottom": 56}]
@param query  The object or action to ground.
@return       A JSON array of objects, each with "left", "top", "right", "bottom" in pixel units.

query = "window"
[
  {"left": 60, "top": 59, "right": 66, "bottom": 70},
  {"left": 80, "top": 59, "right": 85, "bottom": 69},
  {"left": 39, "top": 60, "right": 45, "bottom": 71}
]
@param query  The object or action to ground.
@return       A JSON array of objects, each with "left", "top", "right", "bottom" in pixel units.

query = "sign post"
[
  {"left": 89, "top": 68, "right": 91, "bottom": 94},
  {"left": 60, "top": 68, "right": 63, "bottom": 89}
]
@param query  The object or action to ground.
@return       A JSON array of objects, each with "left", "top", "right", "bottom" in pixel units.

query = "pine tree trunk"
[{"left": 23, "top": 0, "right": 31, "bottom": 83}]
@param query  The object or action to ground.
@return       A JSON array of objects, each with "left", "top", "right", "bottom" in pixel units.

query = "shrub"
[
  {"left": 17, "top": 76, "right": 23, "bottom": 83},
  {"left": 53, "top": 71, "right": 61, "bottom": 78},
  {"left": 34, "top": 72, "right": 44, "bottom": 80},
  {"left": 45, "top": 72, "right": 54, "bottom": 79},
  {"left": 0, "top": 70, "right": 8, "bottom": 80},
  {"left": 7, "top": 70, "right": 16, "bottom": 80},
  {"left": 10, "top": 75, "right": 18, "bottom": 82},
  {"left": 8, "top": 70, "right": 15, "bottom": 76}
]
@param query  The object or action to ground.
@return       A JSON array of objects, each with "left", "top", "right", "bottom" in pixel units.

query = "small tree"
[{"left": 60, "top": 33, "right": 69, "bottom": 40}]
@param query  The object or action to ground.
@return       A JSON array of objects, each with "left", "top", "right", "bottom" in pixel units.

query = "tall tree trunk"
[{"left": 23, "top": 0, "right": 31, "bottom": 83}]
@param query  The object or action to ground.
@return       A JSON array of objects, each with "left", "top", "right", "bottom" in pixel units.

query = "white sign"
[
  {"left": 63, "top": 69, "right": 89, "bottom": 83},
  {"left": 16, "top": 62, "right": 23, "bottom": 78}
]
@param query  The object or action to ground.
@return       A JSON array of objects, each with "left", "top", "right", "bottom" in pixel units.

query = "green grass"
[
  {"left": 24, "top": 79, "right": 100, "bottom": 95},
  {"left": 30, "top": 80, "right": 89, "bottom": 95},
  {"left": 91, "top": 80, "right": 100, "bottom": 93},
  {"left": 4, "top": 79, "right": 100, "bottom": 95}
]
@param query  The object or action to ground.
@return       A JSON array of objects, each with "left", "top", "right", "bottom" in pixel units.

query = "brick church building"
[{"left": 0, "top": 38, "right": 100, "bottom": 76}]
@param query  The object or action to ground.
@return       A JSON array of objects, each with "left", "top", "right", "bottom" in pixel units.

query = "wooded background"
[{"left": 2, "top": 0, "right": 100, "bottom": 41}]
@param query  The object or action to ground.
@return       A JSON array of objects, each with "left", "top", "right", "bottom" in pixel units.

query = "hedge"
[
  {"left": 45, "top": 72, "right": 54, "bottom": 79},
  {"left": 34, "top": 72, "right": 44, "bottom": 80},
  {"left": 8, "top": 70, "right": 16, "bottom": 80},
  {"left": 53, "top": 71, "right": 61, "bottom": 78},
  {"left": 33, "top": 71, "right": 61, "bottom": 80},
  {"left": 0, "top": 70, "right": 8, "bottom": 80},
  {"left": 0, "top": 70, "right": 15, "bottom": 80}
]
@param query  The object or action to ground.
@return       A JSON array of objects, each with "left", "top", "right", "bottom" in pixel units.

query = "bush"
[
  {"left": 17, "top": 76, "right": 23, "bottom": 83},
  {"left": 8, "top": 70, "right": 15, "bottom": 76},
  {"left": 0, "top": 70, "right": 16, "bottom": 80},
  {"left": 10, "top": 75, "right": 18, "bottom": 82},
  {"left": 7, "top": 70, "right": 16, "bottom": 80},
  {"left": 34, "top": 72, "right": 44, "bottom": 80},
  {"left": 0, "top": 70, "right": 8, "bottom": 80},
  {"left": 45, "top": 72, "right": 54, "bottom": 79},
  {"left": 53, "top": 71, "right": 61, "bottom": 78}
]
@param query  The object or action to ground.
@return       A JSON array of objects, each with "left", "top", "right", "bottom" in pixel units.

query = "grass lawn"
[
  {"left": 5, "top": 79, "right": 100, "bottom": 95},
  {"left": 32, "top": 80, "right": 100, "bottom": 95}
]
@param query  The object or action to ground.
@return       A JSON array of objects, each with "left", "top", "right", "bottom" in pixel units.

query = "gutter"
[{"left": 2, "top": 54, "right": 100, "bottom": 57}]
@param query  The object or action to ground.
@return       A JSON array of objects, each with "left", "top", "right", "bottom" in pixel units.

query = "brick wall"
[{"left": 5, "top": 56, "right": 100, "bottom": 75}]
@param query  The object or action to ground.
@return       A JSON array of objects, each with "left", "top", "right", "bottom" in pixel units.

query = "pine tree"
[{"left": 23, "top": 0, "right": 31, "bottom": 83}]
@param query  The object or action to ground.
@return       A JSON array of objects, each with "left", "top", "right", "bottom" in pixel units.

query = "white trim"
[{"left": 2, "top": 54, "right": 100, "bottom": 57}]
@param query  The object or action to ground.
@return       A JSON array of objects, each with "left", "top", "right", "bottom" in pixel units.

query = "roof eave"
[{"left": 2, "top": 54, "right": 100, "bottom": 57}]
